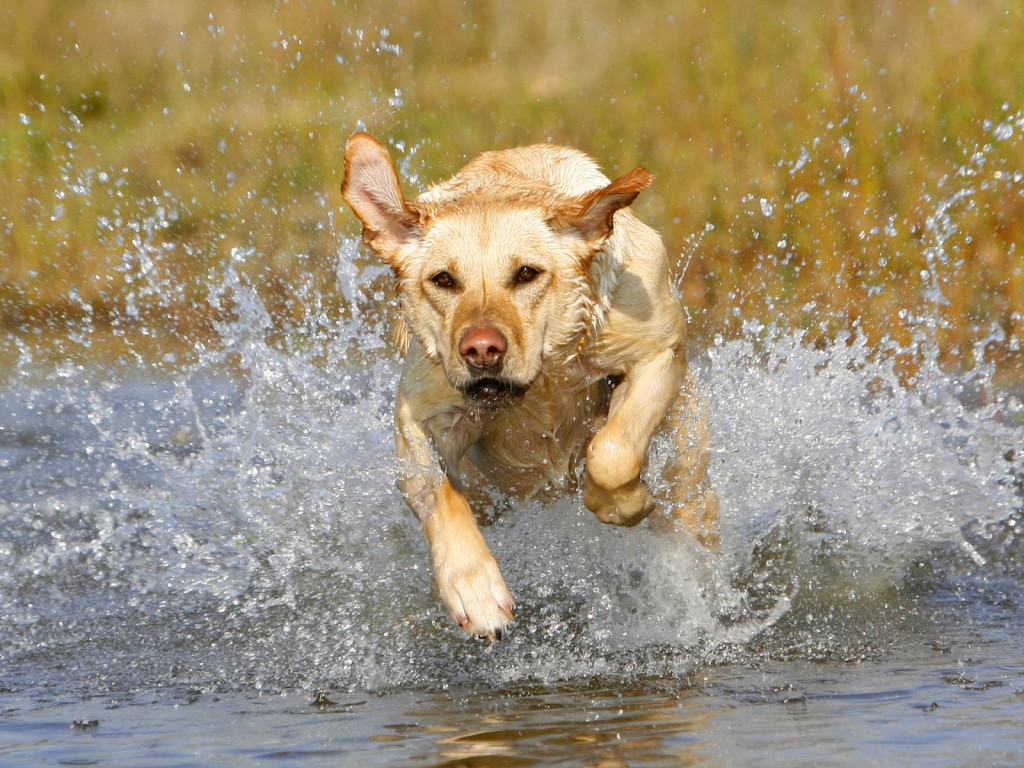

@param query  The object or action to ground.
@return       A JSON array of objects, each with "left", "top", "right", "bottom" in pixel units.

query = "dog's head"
[{"left": 342, "top": 133, "right": 651, "bottom": 408}]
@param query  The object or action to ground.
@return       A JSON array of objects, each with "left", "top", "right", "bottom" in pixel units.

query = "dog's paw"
[
  {"left": 583, "top": 472, "right": 655, "bottom": 527},
  {"left": 433, "top": 547, "right": 515, "bottom": 640}
]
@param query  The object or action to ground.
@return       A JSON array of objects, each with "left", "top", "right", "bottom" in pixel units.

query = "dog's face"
[
  {"left": 342, "top": 133, "right": 651, "bottom": 408},
  {"left": 405, "top": 207, "right": 578, "bottom": 403}
]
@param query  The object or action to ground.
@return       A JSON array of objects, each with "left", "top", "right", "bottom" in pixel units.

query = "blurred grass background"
[{"left": 1, "top": 0, "right": 1022, "bottom": 384}]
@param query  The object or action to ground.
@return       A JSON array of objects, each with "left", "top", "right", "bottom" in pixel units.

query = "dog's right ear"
[{"left": 342, "top": 133, "right": 420, "bottom": 270}]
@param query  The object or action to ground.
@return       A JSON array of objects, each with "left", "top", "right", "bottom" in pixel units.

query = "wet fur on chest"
[{"left": 466, "top": 372, "right": 616, "bottom": 495}]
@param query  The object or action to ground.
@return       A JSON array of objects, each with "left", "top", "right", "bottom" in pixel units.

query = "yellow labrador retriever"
[{"left": 342, "top": 133, "right": 717, "bottom": 639}]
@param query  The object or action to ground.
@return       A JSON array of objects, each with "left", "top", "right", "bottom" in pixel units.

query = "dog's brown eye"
[
  {"left": 431, "top": 271, "right": 456, "bottom": 289},
  {"left": 514, "top": 266, "right": 541, "bottom": 285}
]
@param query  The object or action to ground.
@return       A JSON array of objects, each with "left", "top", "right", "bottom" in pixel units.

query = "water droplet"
[
  {"left": 792, "top": 146, "right": 811, "bottom": 173},
  {"left": 993, "top": 122, "right": 1013, "bottom": 141}
]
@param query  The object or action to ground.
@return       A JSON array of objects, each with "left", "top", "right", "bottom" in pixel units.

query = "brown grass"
[{"left": 1, "top": 0, "right": 1022, "bottom": 384}]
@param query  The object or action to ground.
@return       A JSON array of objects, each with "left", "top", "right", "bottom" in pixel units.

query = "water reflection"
[
  {"left": 1, "top": 625, "right": 1023, "bottom": 766},
  {"left": 375, "top": 684, "right": 720, "bottom": 767}
]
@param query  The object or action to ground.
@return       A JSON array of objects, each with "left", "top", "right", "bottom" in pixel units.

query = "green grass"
[{"left": 2, "top": 0, "right": 1022, "bottom": 384}]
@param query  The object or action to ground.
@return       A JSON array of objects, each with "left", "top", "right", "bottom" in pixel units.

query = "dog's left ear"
[
  {"left": 342, "top": 132, "right": 421, "bottom": 270},
  {"left": 549, "top": 167, "right": 653, "bottom": 247}
]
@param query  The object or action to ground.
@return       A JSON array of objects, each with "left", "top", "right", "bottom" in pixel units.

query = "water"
[
  {"left": 2, "top": 226, "right": 1024, "bottom": 764},
  {"left": 3, "top": 43, "right": 1024, "bottom": 767}
]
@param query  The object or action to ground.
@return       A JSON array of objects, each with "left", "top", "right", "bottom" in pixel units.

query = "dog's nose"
[{"left": 459, "top": 326, "right": 507, "bottom": 369}]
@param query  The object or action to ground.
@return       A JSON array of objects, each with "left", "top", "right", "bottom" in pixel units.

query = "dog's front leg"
[
  {"left": 583, "top": 348, "right": 682, "bottom": 527},
  {"left": 421, "top": 476, "right": 515, "bottom": 639},
  {"left": 395, "top": 386, "right": 515, "bottom": 640}
]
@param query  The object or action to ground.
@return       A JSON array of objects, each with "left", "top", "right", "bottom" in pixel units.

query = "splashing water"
[
  {"left": 2, "top": 122, "right": 1023, "bottom": 696},
  {"left": 2, "top": 247, "right": 1021, "bottom": 698}
]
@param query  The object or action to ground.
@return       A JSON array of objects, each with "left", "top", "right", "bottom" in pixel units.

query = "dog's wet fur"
[{"left": 342, "top": 133, "right": 718, "bottom": 639}]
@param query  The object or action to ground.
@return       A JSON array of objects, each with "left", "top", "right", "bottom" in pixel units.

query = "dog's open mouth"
[{"left": 462, "top": 378, "right": 528, "bottom": 408}]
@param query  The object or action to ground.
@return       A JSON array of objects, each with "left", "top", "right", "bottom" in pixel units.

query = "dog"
[{"left": 342, "top": 133, "right": 718, "bottom": 640}]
